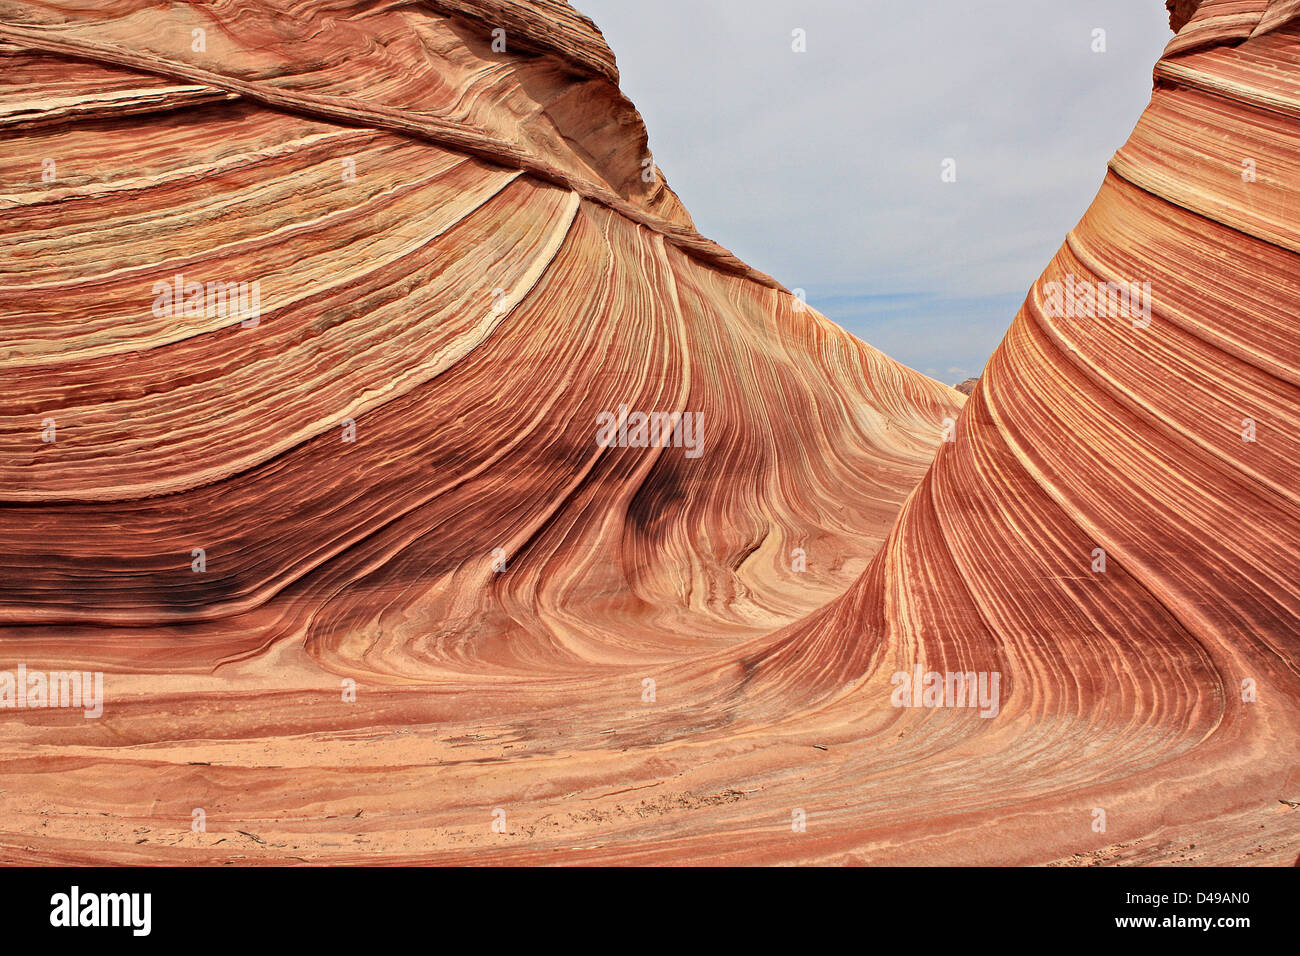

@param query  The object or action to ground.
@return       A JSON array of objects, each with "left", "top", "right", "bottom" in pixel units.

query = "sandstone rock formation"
[
  {"left": 1166, "top": 0, "right": 1205, "bottom": 33},
  {"left": 0, "top": 0, "right": 1295, "bottom": 865},
  {"left": 0, "top": 0, "right": 961, "bottom": 863}
]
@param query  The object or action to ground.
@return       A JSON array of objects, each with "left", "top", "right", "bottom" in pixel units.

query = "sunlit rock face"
[
  {"left": 1164, "top": 0, "right": 1300, "bottom": 53},
  {"left": 0, "top": 0, "right": 1295, "bottom": 866},
  {"left": 0, "top": 0, "right": 960, "bottom": 863},
  {"left": 783, "top": 0, "right": 1300, "bottom": 865}
]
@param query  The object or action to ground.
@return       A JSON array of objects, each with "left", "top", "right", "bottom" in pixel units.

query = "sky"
[{"left": 575, "top": 0, "right": 1173, "bottom": 383}]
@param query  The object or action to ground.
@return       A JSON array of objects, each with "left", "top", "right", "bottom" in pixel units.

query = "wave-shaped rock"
[
  {"left": 767, "top": 0, "right": 1300, "bottom": 865},
  {"left": 0, "top": 0, "right": 960, "bottom": 862},
  {"left": 0, "top": 0, "right": 1294, "bottom": 865}
]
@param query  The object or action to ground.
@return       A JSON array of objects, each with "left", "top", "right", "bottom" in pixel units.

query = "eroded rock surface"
[{"left": 0, "top": 1, "right": 1294, "bottom": 865}]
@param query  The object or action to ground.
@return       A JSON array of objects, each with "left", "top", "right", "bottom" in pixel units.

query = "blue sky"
[{"left": 576, "top": 0, "right": 1172, "bottom": 382}]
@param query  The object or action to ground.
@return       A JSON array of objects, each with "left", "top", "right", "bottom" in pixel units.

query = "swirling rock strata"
[
  {"left": 0, "top": 0, "right": 961, "bottom": 863},
  {"left": 0, "top": 0, "right": 1296, "bottom": 866},
  {"left": 778, "top": 0, "right": 1300, "bottom": 865}
]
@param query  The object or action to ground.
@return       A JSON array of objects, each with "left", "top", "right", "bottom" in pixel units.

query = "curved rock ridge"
[
  {"left": 765, "top": 2, "right": 1300, "bottom": 865},
  {"left": 0, "top": 0, "right": 965, "bottom": 863},
  {"left": 0, "top": 1, "right": 1296, "bottom": 866},
  {"left": 0, "top": 0, "right": 773, "bottom": 282},
  {"left": 1164, "top": 0, "right": 1300, "bottom": 54}
]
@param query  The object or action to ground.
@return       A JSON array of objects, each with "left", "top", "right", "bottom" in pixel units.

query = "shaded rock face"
[
  {"left": 0, "top": 0, "right": 1296, "bottom": 866},
  {"left": 953, "top": 377, "right": 979, "bottom": 396},
  {"left": 1167, "top": 0, "right": 1205, "bottom": 31}
]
